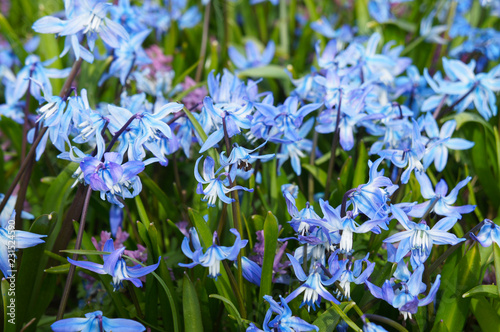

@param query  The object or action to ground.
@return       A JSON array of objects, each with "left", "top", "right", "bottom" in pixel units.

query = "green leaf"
[
  {"left": 208, "top": 294, "right": 243, "bottom": 327},
  {"left": 59, "top": 250, "right": 109, "bottom": 256},
  {"left": 493, "top": 243, "right": 500, "bottom": 296},
  {"left": 433, "top": 245, "right": 481, "bottom": 331},
  {"left": 470, "top": 296, "right": 500, "bottom": 331},
  {"left": 0, "top": 13, "right": 27, "bottom": 61},
  {"left": 237, "top": 65, "right": 289, "bottom": 80},
  {"left": 44, "top": 264, "right": 72, "bottom": 274},
  {"left": 313, "top": 303, "right": 349, "bottom": 332},
  {"left": 355, "top": 0, "right": 370, "bottom": 34},
  {"left": 329, "top": 303, "right": 361, "bottom": 331},
  {"left": 182, "top": 274, "right": 204, "bottom": 332},
  {"left": 462, "top": 285, "right": 499, "bottom": 298},
  {"left": 259, "top": 212, "right": 278, "bottom": 302},
  {"left": 352, "top": 141, "right": 368, "bottom": 187},
  {"left": 302, "top": 163, "right": 327, "bottom": 185},
  {"left": 173, "top": 60, "right": 200, "bottom": 86},
  {"left": 448, "top": 112, "right": 494, "bottom": 135},
  {"left": 1, "top": 278, "right": 15, "bottom": 332},
  {"left": 135, "top": 195, "right": 151, "bottom": 227}
]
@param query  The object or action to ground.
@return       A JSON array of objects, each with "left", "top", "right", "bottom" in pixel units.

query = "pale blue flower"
[
  {"left": 179, "top": 228, "right": 247, "bottom": 279},
  {"left": 472, "top": 219, "right": 500, "bottom": 247},
  {"left": 51, "top": 310, "right": 145, "bottom": 331},
  {"left": 229, "top": 40, "right": 275, "bottom": 70},
  {"left": 68, "top": 238, "right": 160, "bottom": 290}
]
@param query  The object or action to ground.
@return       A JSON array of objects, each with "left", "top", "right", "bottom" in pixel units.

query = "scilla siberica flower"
[
  {"left": 179, "top": 228, "right": 247, "bottom": 279},
  {"left": 80, "top": 152, "right": 145, "bottom": 207},
  {"left": 410, "top": 172, "right": 475, "bottom": 219},
  {"left": 220, "top": 142, "right": 275, "bottom": 181},
  {"left": 68, "top": 238, "right": 160, "bottom": 290},
  {"left": 385, "top": 205, "right": 465, "bottom": 267},
  {"left": 366, "top": 264, "right": 441, "bottom": 320},
  {"left": 228, "top": 40, "right": 275, "bottom": 70},
  {"left": 51, "top": 310, "right": 145, "bottom": 331},
  {"left": 0, "top": 205, "right": 45, "bottom": 278},
  {"left": 471, "top": 219, "right": 500, "bottom": 247},
  {"left": 246, "top": 295, "right": 319, "bottom": 332},
  {"left": 285, "top": 254, "right": 341, "bottom": 311},
  {"left": 195, "top": 155, "right": 253, "bottom": 207}
]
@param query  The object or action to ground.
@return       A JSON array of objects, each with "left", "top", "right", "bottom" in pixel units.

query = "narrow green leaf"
[
  {"left": 259, "top": 212, "right": 278, "bottom": 301},
  {"left": 352, "top": 141, "right": 368, "bottom": 187},
  {"left": 330, "top": 303, "right": 361, "bottom": 331},
  {"left": 462, "top": 284, "right": 499, "bottom": 298},
  {"left": 313, "top": 303, "right": 349, "bottom": 332},
  {"left": 302, "top": 163, "right": 327, "bottom": 185},
  {"left": 0, "top": 14, "right": 27, "bottom": 61},
  {"left": 493, "top": 243, "right": 500, "bottom": 296},
  {"left": 355, "top": 0, "right": 370, "bottom": 35},
  {"left": 135, "top": 195, "right": 151, "bottom": 227},
  {"left": 59, "top": 250, "right": 109, "bottom": 256},
  {"left": 182, "top": 274, "right": 204, "bottom": 332},
  {"left": 208, "top": 294, "right": 243, "bottom": 327},
  {"left": 1, "top": 278, "right": 15, "bottom": 332},
  {"left": 44, "top": 264, "right": 72, "bottom": 274},
  {"left": 470, "top": 296, "right": 500, "bottom": 331},
  {"left": 173, "top": 60, "right": 200, "bottom": 86}
]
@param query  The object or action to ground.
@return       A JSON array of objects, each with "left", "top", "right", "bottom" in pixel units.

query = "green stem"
[{"left": 364, "top": 314, "right": 409, "bottom": 332}]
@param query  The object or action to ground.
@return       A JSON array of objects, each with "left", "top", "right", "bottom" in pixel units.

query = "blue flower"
[
  {"left": 285, "top": 254, "right": 341, "bottom": 310},
  {"left": 33, "top": 0, "right": 129, "bottom": 62},
  {"left": 261, "top": 295, "right": 319, "bottom": 332},
  {"left": 51, "top": 310, "right": 145, "bottom": 331},
  {"left": 80, "top": 152, "right": 145, "bottom": 207},
  {"left": 195, "top": 156, "right": 253, "bottom": 207},
  {"left": 229, "top": 40, "right": 275, "bottom": 70},
  {"left": 0, "top": 211, "right": 45, "bottom": 278},
  {"left": 68, "top": 238, "right": 160, "bottom": 290},
  {"left": 472, "top": 219, "right": 500, "bottom": 247},
  {"left": 240, "top": 256, "right": 262, "bottom": 286},
  {"left": 330, "top": 253, "right": 375, "bottom": 300},
  {"left": 220, "top": 142, "right": 275, "bottom": 180},
  {"left": 99, "top": 29, "right": 152, "bottom": 85},
  {"left": 411, "top": 172, "right": 475, "bottom": 219},
  {"left": 385, "top": 205, "right": 465, "bottom": 267},
  {"left": 348, "top": 158, "right": 398, "bottom": 220},
  {"left": 179, "top": 228, "right": 247, "bottom": 279},
  {"left": 366, "top": 265, "right": 441, "bottom": 320},
  {"left": 422, "top": 114, "right": 474, "bottom": 171}
]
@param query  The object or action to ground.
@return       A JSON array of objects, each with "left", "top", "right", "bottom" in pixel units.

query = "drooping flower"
[
  {"left": 385, "top": 205, "right": 465, "bottom": 267},
  {"left": 410, "top": 172, "right": 475, "bottom": 219},
  {"left": 68, "top": 238, "right": 160, "bottom": 290},
  {"left": 366, "top": 265, "right": 441, "bottom": 320},
  {"left": 80, "top": 152, "right": 145, "bottom": 207},
  {"left": 471, "top": 219, "right": 500, "bottom": 247},
  {"left": 51, "top": 310, "right": 145, "bottom": 332},
  {"left": 285, "top": 254, "right": 341, "bottom": 310},
  {"left": 194, "top": 156, "right": 253, "bottom": 207},
  {"left": 179, "top": 228, "right": 247, "bottom": 279}
]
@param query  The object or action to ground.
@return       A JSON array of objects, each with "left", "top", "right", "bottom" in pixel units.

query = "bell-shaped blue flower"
[
  {"left": 68, "top": 238, "right": 160, "bottom": 290},
  {"left": 471, "top": 219, "right": 500, "bottom": 247},
  {"left": 179, "top": 228, "right": 247, "bottom": 279},
  {"left": 51, "top": 310, "right": 145, "bottom": 331}
]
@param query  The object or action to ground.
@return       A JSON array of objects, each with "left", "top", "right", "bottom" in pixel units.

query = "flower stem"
[
  {"left": 56, "top": 186, "right": 92, "bottom": 320},
  {"left": 222, "top": 117, "right": 246, "bottom": 312},
  {"left": 324, "top": 91, "right": 343, "bottom": 200},
  {"left": 195, "top": 3, "right": 211, "bottom": 82}
]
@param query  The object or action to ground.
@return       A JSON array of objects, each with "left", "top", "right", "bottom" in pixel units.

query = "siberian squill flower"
[
  {"left": 348, "top": 158, "right": 398, "bottom": 220},
  {"left": 99, "top": 29, "right": 152, "bottom": 86},
  {"left": 179, "top": 228, "right": 247, "bottom": 279},
  {"left": 330, "top": 253, "right": 375, "bottom": 300},
  {"left": 80, "top": 152, "right": 145, "bottom": 207},
  {"left": 385, "top": 205, "right": 465, "bottom": 267},
  {"left": 366, "top": 265, "right": 441, "bottom": 320},
  {"left": 246, "top": 295, "right": 319, "bottom": 332},
  {"left": 220, "top": 142, "right": 275, "bottom": 180},
  {"left": 195, "top": 156, "right": 253, "bottom": 207},
  {"left": 410, "top": 172, "right": 475, "bottom": 219},
  {"left": 51, "top": 310, "right": 145, "bottom": 332},
  {"left": 0, "top": 208, "right": 45, "bottom": 278},
  {"left": 471, "top": 219, "right": 500, "bottom": 247},
  {"left": 285, "top": 254, "right": 341, "bottom": 311},
  {"left": 68, "top": 238, "right": 160, "bottom": 290},
  {"left": 229, "top": 40, "right": 275, "bottom": 70},
  {"left": 317, "top": 199, "right": 384, "bottom": 253},
  {"left": 422, "top": 113, "right": 475, "bottom": 171}
]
